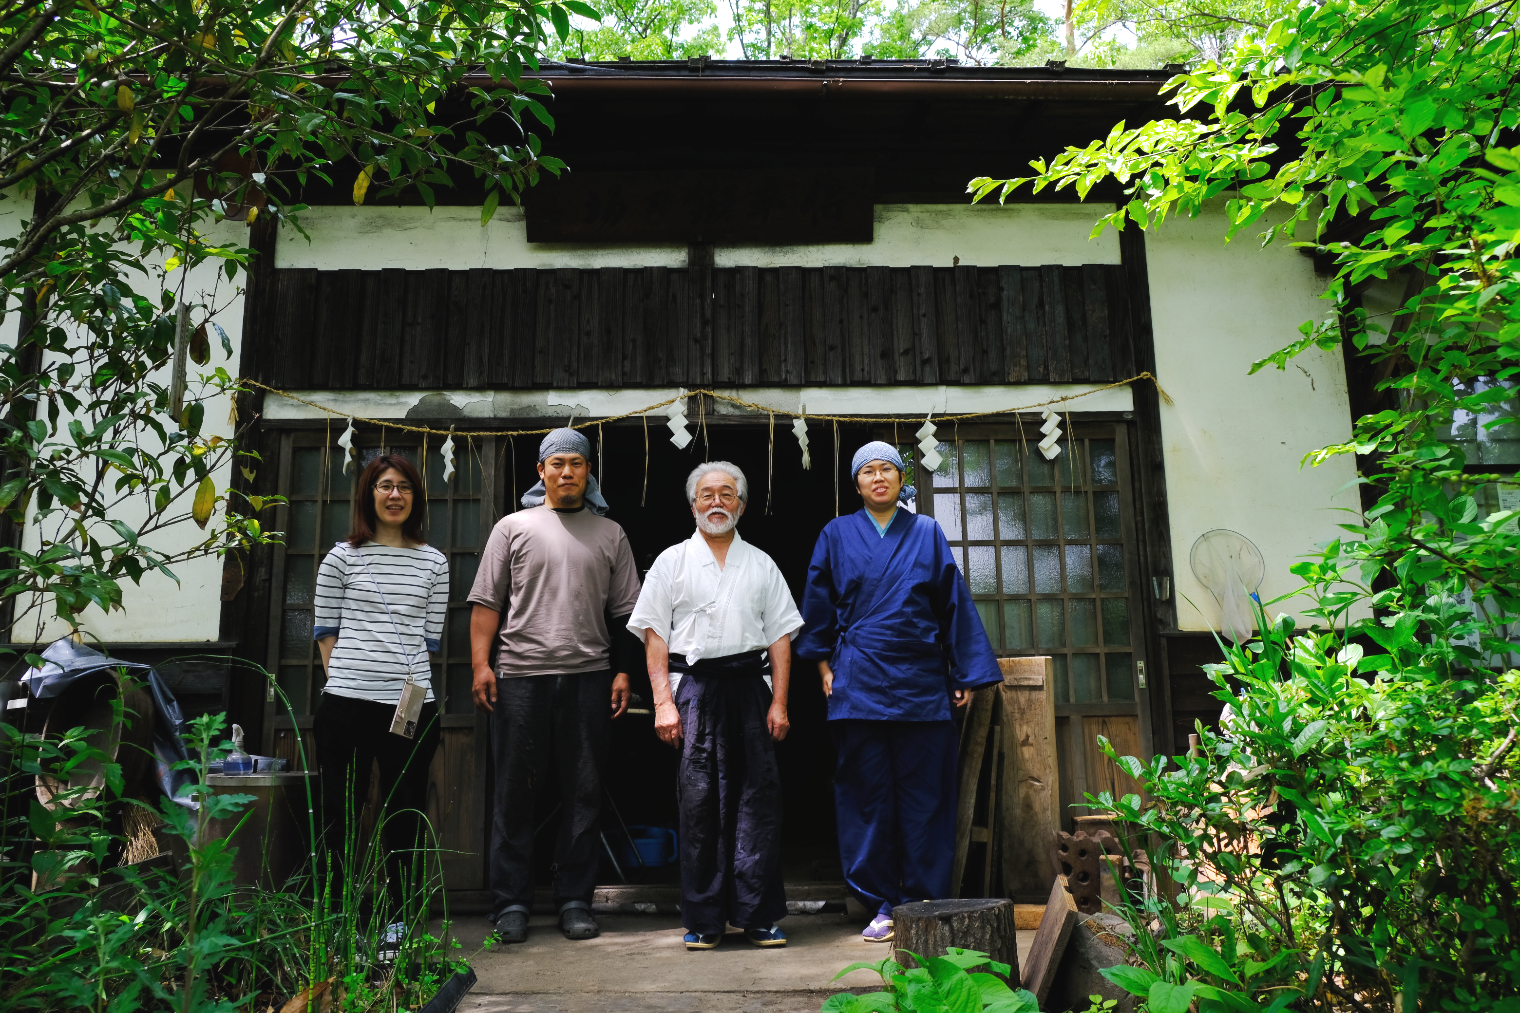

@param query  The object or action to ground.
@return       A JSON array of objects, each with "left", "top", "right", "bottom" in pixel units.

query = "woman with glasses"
[
  {"left": 313, "top": 452, "right": 449, "bottom": 945},
  {"left": 795, "top": 442, "right": 1000, "bottom": 943}
]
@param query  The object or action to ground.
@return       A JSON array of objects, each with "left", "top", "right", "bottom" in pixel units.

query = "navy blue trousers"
[
  {"left": 832, "top": 719, "right": 958, "bottom": 917},
  {"left": 675, "top": 671, "right": 787, "bottom": 935}
]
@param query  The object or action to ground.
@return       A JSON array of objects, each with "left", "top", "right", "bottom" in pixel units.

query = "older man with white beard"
[{"left": 628, "top": 462, "right": 803, "bottom": 951}]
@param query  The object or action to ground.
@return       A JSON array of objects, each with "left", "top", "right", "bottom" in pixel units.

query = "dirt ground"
[{"left": 449, "top": 912, "right": 1036, "bottom": 1013}]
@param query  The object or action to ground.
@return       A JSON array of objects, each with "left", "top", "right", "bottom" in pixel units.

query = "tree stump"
[{"left": 891, "top": 898, "right": 1020, "bottom": 981}]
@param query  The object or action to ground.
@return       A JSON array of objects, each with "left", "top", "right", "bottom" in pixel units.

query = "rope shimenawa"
[{"left": 237, "top": 373, "right": 1174, "bottom": 440}]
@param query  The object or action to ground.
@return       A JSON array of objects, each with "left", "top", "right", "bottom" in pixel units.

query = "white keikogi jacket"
[{"left": 627, "top": 529, "right": 804, "bottom": 694}]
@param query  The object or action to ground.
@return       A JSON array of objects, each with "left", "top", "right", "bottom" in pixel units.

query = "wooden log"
[
  {"left": 891, "top": 898, "right": 1020, "bottom": 981},
  {"left": 1021, "top": 877, "right": 1079, "bottom": 1007},
  {"left": 998, "top": 656, "right": 1060, "bottom": 902}
]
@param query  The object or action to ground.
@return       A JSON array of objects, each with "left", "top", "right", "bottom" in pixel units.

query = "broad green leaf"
[
  {"left": 1162, "top": 937, "right": 1241, "bottom": 984},
  {"left": 1099, "top": 964, "right": 1159, "bottom": 997},
  {"left": 1148, "top": 981, "right": 1198, "bottom": 1013}
]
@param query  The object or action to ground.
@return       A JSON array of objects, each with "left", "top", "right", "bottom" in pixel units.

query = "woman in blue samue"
[{"left": 797, "top": 441, "right": 1001, "bottom": 943}]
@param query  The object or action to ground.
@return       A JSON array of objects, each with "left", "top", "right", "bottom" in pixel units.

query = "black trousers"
[
  {"left": 313, "top": 692, "right": 441, "bottom": 914},
  {"left": 674, "top": 670, "right": 786, "bottom": 935},
  {"left": 488, "top": 670, "right": 612, "bottom": 920}
]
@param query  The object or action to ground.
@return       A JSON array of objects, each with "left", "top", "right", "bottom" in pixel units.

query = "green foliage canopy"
[{"left": 0, "top": 0, "right": 581, "bottom": 647}]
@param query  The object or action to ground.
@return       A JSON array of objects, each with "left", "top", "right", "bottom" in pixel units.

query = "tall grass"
[{"left": 0, "top": 661, "right": 469, "bottom": 1012}]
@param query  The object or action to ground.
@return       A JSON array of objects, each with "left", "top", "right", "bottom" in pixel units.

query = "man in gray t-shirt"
[{"left": 468, "top": 428, "right": 641, "bottom": 944}]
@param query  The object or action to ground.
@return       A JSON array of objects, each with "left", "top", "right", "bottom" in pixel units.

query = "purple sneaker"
[{"left": 862, "top": 914, "right": 894, "bottom": 942}]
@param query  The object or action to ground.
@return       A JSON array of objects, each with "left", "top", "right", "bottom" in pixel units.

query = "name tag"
[{"left": 390, "top": 679, "right": 427, "bottom": 739}]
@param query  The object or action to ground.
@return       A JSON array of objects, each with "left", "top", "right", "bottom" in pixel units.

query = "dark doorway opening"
[{"left": 506, "top": 416, "right": 874, "bottom": 890}]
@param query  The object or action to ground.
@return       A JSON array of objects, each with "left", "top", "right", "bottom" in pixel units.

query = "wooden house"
[{"left": 8, "top": 60, "right": 1361, "bottom": 905}]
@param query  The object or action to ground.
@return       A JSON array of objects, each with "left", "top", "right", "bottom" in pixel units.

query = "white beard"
[{"left": 695, "top": 508, "right": 738, "bottom": 535}]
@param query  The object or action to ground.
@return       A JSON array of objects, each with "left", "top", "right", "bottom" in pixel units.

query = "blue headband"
[{"left": 524, "top": 427, "right": 608, "bottom": 515}]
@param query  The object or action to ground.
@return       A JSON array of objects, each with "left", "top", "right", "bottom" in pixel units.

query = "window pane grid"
[
  {"left": 273, "top": 437, "right": 486, "bottom": 717},
  {"left": 927, "top": 435, "right": 1132, "bottom": 705}
]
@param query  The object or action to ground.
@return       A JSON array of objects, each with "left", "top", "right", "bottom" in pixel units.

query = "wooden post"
[
  {"left": 893, "top": 898, "right": 1020, "bottom": 981},
  {"left": 950, "top": 686, "right": 995, "bottom": 896},
  {"left": 998, "top": 656, "right": 1059, "bottom": 902}
]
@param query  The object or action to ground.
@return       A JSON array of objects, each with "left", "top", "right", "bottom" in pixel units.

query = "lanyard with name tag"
[{"left": 346, "top": 543, "right": 436, "bottom": 739}]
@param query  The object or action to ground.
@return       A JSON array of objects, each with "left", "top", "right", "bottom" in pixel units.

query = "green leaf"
[
  {"left": 1148, "top": 981, "right": 1198, "bottom": 1013},
  {"left": 1162, "top": 936, "right": 1241, "bottom": 984},
  {"left": 832, "top": 961, "right": 892, "bottom": 982},
  {"left": 1099, "top": 964, "right": 1159, "bottom": 997},
  {"left": 549, "top": 3, "right": 570, "bottom": 39},
  {"left": 481, "top": 187, "right": 502, "bottom": 226}
]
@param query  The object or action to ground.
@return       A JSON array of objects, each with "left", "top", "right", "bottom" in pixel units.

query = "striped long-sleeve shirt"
[{"left": 313, "top": 541, "right": 449, "bottom": 703}]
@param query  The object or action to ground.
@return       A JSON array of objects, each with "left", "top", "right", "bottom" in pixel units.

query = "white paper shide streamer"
[
  {"left": 338, "top": 417, "right": 357, "bottom": 475},
  {"left": 1037, "top": 408, "right": 1063, "bottom": 461},
  {"left": 793, "top": 403, "right": 811, "bottom": 469},
  {"left": 916, "top": 414, "right": 942, "bottom": 472},
  {"left": 440, "top": 428, "right": 456, "bottom": 486},
  {"left": 666, "top": 388, "right": 693, "bottom": 449}
]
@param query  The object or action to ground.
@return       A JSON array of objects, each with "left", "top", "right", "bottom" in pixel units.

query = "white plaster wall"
[
  {"left": 275, "top": 202, "right": 1120, "bottom": 271},
  {"left": 261, "top": 383, "right": 1134, "bottom": 422},
  {"left": 9, "top": 219, "right": 248, "bottom": 646},
  {"left": 1145, "top": 207, "right": 1360, "bottom": 631}
]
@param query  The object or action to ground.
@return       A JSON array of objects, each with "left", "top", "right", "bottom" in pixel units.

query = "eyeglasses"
[
  {"left": 695, "top": 491, "right": 739, "bottom": 506},
  {"left": 858, "top": 465, "right": 899, "bottom": 481},
  {"left": 374, "top": 482, "right": 415, "bottom": 496}
]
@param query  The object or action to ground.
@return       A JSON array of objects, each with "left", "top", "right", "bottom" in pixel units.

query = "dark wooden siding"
[{"left": 247, "top": 263, "right": 1134, "bottom": 389}]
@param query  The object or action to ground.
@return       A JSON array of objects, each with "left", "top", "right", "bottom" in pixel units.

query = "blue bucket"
[{"left": 616, "top": 825, "right": 677, "bottom": 868}]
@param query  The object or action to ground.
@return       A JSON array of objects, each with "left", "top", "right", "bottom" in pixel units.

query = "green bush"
[
  {"left": 822, "top": 948, "right": 1041, "bottom": 1013},
  {"left": 0, "top": 691, "right": 465, "bottom": 1012},
  {"left": 1089, "top": 579, "right": 1520, "bottom": 1012}
]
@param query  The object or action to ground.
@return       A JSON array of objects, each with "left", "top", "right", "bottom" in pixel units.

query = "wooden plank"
[
  {"left": 999, "top": 265, "right": 1027, "bottom": 383},
  {"left": 666, "top": 269, "right": 689, "bottom": 385},
  {"left": 844, "top": 268, "right": 869, "bottom": 383},
  {"left": 758, "top": 268, "right": 782, "bottom": 384},
  {"left": 577, "top": 269, "right": 600, "bottom": 386},
  {"left": 556, "top": 268, "right": 581, "bottom": 388},
  {"left": 866, "top": 266, "right": 890, "bottom": 385},
  {"left": 354, "top": 271, "right": 382, "bottom": 388},
  {"left": 442, "top": 271, "right": 471, "bottom": 388},
  {"left": 890, "top": 268, "right": 916, "bottom": 383},
  {"left": 460, "top": 269, "right": 492, "bottom": 389},
  {"left": 1041, "top": 265, "right": 1069, "bottom": 382},
  {"left": 374, "top": 269, "right": 406, "bottom": 388},
  {"left": 1022, "top": 877, "right": 1079, "bottom": 1004},
  {"left": 307, "top": 270, "right": 338, "bottom": 388},
  {"left": 427, "top": 727, "right": 483, "bottom": 889},
  {"left": 954, "top": 265, "right": 981, "bottom": 384},
  {"left": 736, "top": 266, "right": 759, "bottom": 386},
  {"left": 711, "top": 268, "right": 736, "bottom": 384},
  {"left": 643, "top": 267, "right": 668, "bottom": 387},
  {"left": 1083, "top": 265, "right": 1111, "bottom": 381},
  {"left": 512, "top": 269, "right": 540, "bottom": 389},
  {"left": 1107, "top": 264, "right": 1136, "bottom": 377},
  {"left": 779, "top": 265, "right": 805, "bottom": 386},
  {"left": 823, "top": 266, "right": 846, "bottom": 384},
  {"left": 1083, "top": 715, "right": 1144, "bottom": 804},
  {"left": 1063, "top": 266, "right": 1089, "bottom": 381},
  {"left": 804, "top": 268, "right": 827, "bottom": 383},
  {"left": 532, "top": 269, "right": 556, "bottom": 387},
  {"left": 977, "top": 267, "right": 1004, "bottom": 384},
  {"left": 999, "top": 656, "right": 1060, "bottom": 903},
  {"left": 484, "top": 271, "right": 512, "bottom": 387},
  {"left": 327, "top": 271, "right": 361, "bottom": 388},
  {"left": 273, "top": 270, "right": 317, "bottom": 388},
  {"left": 598, "top": 266, "right": 622, "bottom": 388},
  {"left": 1021, "top": 268, "right": 1045, "bottom": 382},
  {"left": 911, "top": 265, "right": 939, "bottom": 384},
  {"left": 418, "top": 269, "right": 451, "bottom": 387},
  {"left": 951, "top": 687, "right": 996, "bottom": 898},
  {"left": 688, "top": 246, "right": 714, "bottom": 387},
  {"left": 622, "top": 268, "right": 646, "bottom": 385},
  {"left": 935, "top": 268, "right": 959, "bottom": 385}
]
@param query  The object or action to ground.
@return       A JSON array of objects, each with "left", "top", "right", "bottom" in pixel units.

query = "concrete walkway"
[{"left": 450, "top": 913, "right": 1035, "bottom": 1013}]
